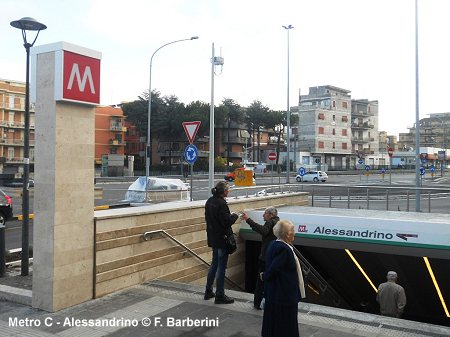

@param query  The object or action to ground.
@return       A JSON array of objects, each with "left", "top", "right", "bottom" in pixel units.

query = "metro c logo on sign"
[{"left": 63, "top": 51, "right": 100, "bottom": 104}]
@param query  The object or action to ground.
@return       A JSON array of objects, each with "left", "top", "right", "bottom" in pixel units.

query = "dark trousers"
[
  {"left": 206, "top": 248, "right": 229, "bottom": 297},
  {"left": 254, "top": 259, "right": 265, "bottom": 308}
]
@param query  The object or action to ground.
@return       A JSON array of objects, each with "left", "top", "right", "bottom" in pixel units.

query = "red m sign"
[{"left": 63, "top": 51, "right": 100, "bottom": 104}]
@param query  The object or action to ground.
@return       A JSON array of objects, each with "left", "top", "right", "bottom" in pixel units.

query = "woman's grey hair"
[
  {"left": 264, "top": 207, "right": 278, "bottom": 217},
  {"left": 273, "top": 219, "right": 294, "bottom": 239}
]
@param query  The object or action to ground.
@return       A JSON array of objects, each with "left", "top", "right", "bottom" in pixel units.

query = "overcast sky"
[{"left": 2, "top": 0, "right": 449, "bottom": 136}]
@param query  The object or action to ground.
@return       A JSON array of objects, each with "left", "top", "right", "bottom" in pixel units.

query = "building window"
[
  {"left": 342, "top": 116, "right": 348, "bottom": 122},
  {"left": 333, "top": 115, "right": 336, "bottom": 121},
  {"left": 332, "top": 101, "right": 336, "bottom": 108},
  {"left": 318, "top": 127, "right": 324, "bottom": 134},
  {"left": 342, "top": 129, "right": 347, "bottom": 136},
  {"left": 332, "top": 142, "right": 336, "bottom": 149},
  {"left": 7, "top": 147, "right": 14, "bottom": 160},
  {"left": 342, "top": 143, "right": 347, "bottom": 149},
  {"left": 332, "top": 128, "right": 335, "bottom": 135},
  {"left": 342, "top": 101, "right": 348, "bottom": 109},
  {"left": 318, "top": 113, "right": 325, "bottom": 120},
  {"left": 8, "top": 95, "right": 15, "bottom": 109},
  {"left": 318, "top": 141, "right": 324, "bottom": 149}
]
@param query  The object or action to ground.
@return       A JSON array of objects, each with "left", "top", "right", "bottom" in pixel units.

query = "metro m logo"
[
  {"left": 63, "top": 51, "right": 100, "bottom": 104},
  {"left": 67, "top": 64, "right": 95, "bottom": 94}
]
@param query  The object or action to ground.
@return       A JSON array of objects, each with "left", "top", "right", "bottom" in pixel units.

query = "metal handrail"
[
  {"left": 292, "top": 245, "right": 347, "bottom": 307},
  {"left": 143, "top": 229, "right": 244, "bottom": 291}
]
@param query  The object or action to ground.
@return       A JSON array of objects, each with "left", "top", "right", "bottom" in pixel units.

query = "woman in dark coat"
[
  {"left": 204, "top": 181, "right": 239, "bottom": 304},
  {"left": 262, "top": 220, "right": 306, "bottom": 337}
]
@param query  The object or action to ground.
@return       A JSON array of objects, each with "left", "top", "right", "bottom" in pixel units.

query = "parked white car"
[{"left": 295, "top": 171, "right": 328, "bottom": 182}]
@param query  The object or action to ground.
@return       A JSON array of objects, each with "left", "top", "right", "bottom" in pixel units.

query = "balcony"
[
  {"left": 221, "top": 151, "right": 244, "bottom": 158},
  {"left": 109, "top": 139, "right": 126, "bottom": 146},
  {"left": 5, "top": 157, "right": 35, "bottom": 164},
  {"left": 352, "top": 136, "right": 371, "bottom": 143},
  {"left": 0, "top": 103, "right": 26, "bottom": 111},
  {"left": 351, "top": 122, "right": 374, "bottom": 130},
  {"left": 0, "top": 138, "right": 35, "bottom": 146},
  {"left": 110, "top": 124, "right": 125, "bottom": 132},
  {"left": 351, "top": 110, "right": 374, "bottom": 117},
  {"left": 221, "top": 135, "right": 246, "bottom": 144}
]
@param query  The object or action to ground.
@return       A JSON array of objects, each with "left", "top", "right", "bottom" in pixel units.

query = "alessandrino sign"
[{"left": 240, "top": 209, "right": 450, "bottom": 251}]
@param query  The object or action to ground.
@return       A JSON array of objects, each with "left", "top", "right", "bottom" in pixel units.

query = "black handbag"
[{"left": 225, "top": 228, "right": 237, "bottom": 255}]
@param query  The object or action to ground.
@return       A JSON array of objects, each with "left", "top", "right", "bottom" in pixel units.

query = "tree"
[
  {"left": 219, "top": 98, "right": 243, "bottom": 166},
  {"left": 153, "top": 95, "right": 186, "bottom": 166},
  {"left": 246, "top": 100, "right": 269, "bottom": 162},
  {"left": 265, "top": 110, "right": 299, "bottom": 168},
  {"left": 121, "top": 90, "right": 164, "bottom": 137},
  {"left": 184, "top": 100, "right": 210, "bottom": 138}
]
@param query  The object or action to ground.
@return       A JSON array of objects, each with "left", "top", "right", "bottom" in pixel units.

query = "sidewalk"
[{"left": 1, "top": 267, "right": 449, "bottom": 337}]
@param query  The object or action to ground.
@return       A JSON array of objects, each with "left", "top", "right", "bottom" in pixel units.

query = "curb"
[{"left": 0, "top": 284, "right": 32, "bottom": 306}]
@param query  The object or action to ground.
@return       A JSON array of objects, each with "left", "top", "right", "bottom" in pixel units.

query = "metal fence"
[{"left": 230, "top": 183, "right": 450, "bottom": 214}]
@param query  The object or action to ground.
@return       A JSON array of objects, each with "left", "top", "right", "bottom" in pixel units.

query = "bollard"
[{"left": 0, "top": 225, "right": 5, "bottom": 277}]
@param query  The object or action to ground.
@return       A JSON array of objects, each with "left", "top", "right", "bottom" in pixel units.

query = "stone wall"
[{"left": 94, "top": 192, "right": 308, "bottom": 298}]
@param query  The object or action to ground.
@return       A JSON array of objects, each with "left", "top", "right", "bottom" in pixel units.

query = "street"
[{"left": 4, "top": 171, "right": 450, "bottom": 250}]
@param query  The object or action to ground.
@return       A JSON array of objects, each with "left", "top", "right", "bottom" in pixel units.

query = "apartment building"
[
  {"left": 95, "top": 106, "right": 126, "bottom": 175},
  {"left": 351, "top": 99, "right": 379, "bottom": 165},
  {"left": 0, "top": 79, "right": 35, "bottom": 176},
  {"left": 297, "top": 85, "right": 352, "bottom": 169},
  {"left": 398, "top": 113, "right": 450, "bottom": 151}
]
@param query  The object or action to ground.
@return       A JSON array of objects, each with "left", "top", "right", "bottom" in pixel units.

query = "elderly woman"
[{"left": 262, "top": 220, "right": 306, "bottom": 337}]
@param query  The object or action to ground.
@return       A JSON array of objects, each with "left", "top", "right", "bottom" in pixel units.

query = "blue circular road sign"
[
  {"left": 358, "top": 159, "right": 364, "bottom": 165},
  {"left": 184, "top": 144, "right": 199, "bottom": 165},
  {"left": 381, "top": 167, "right": 386, "bottom": 174},
  {"left": 419, "top": 166, "right": 425, "bottom": 176},
  {"left": 365, "top": 165, "right": 370, "bottom": 171},
  {"left": 298, "top": 167, "right": 306, "bottom": 176},
  {"left": 430, "top": 165, "right": 436, "bottom": 173}
]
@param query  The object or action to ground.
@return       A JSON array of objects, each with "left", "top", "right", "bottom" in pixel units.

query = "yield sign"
[{"left": 182, "top": 121, "right": 201, "bottom": 144}]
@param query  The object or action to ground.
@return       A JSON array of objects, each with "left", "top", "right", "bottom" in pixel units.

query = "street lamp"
[
  {"left": 209, "top": 43, "right": 224, "bottom": 192},
  {"left": 414, "top": 0, "right": 421, "bottom": 212},
  {"left": 283, "top": 24, "right": 293, "bottom": 183},
  {"left": 145, "top": 36, "right": 198, "bottom": 197},
  {"left": 10, "top": 17, "right": 47, "bottom": 276}
]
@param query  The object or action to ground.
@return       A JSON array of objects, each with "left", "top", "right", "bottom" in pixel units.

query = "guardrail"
[
  {"left": 143, "top": 229, "right": 244, "bottom": 291},
  {"left": 231, "top": 183, "right": 450, "bottom": 214}
]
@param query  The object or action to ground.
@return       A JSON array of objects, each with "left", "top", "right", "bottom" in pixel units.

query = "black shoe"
[
  {"left": 215, "top": 295, "right": 234, "bottom": 304},
  {"left": 204, "top": 290, "right": 215, "bottom": 300},
  {"left": 253, "top": 305, "right": 262, "bottom": 310}
]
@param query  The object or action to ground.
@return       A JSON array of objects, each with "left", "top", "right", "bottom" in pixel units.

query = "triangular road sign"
[{"left": 182, "top": 121, "right": 201, "bottom": 144}]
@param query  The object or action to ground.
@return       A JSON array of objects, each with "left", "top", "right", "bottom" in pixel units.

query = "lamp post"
[
  {"left": 145, "top": 36, "right": 198, "bottom": 197},
  {"left": 10, "top": 17, "right": 47, "bottom": 276},
  {"left": 414, "top": 0, "right": 421, "bottom": 212},
  {"left": 283, "top": 24, "right": 294, "bottom": 183},
  {"left": 209, "top": 43, "right": 224, "bottom": 192}
]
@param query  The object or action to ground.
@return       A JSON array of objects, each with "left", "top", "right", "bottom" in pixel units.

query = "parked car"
[
  {"left": 0, "top": 189, "right": 13, "bottom": 226},
  {"left": 296, "top": 171, "right": 328, "bottom": 182}
]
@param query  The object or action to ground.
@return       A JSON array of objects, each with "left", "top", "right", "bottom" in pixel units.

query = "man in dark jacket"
[
  {"left": 242, "top": 207, "right": 279, "bottom": 309},
  {"left": 204, "top": 181, "right": 239, "bottom": 304}
]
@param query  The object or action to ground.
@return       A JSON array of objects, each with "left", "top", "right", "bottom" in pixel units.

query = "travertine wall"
[
  {"left": 94, "top": 193, "right": 308, "bottom": 298},
  {"left": 32, "top": 51, "right": 95, "bottom": 312}
]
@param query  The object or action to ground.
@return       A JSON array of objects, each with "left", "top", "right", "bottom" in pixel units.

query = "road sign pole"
[
  {"left": 271, "top": 162, "right": 273, "bottom": 184},
  {"left": 190, "top": 164, "right": 193, "bottom": 201}
]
